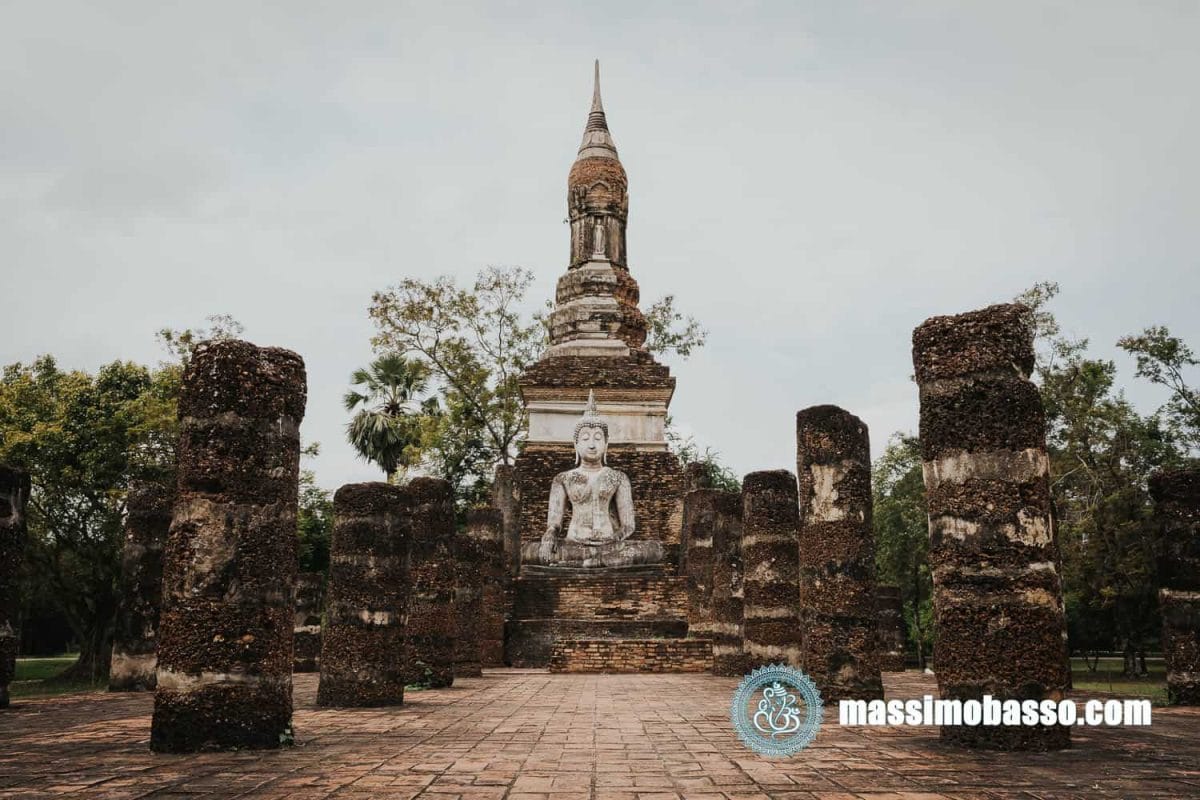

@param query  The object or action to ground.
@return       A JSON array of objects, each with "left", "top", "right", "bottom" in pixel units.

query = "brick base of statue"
[{"left": 550, "top": 639, "right": 712, "bottom": 672}]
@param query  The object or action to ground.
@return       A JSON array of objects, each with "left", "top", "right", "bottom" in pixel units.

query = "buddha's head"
[{"left": 573, "top": 390, "right": 609, "bottom": 466}]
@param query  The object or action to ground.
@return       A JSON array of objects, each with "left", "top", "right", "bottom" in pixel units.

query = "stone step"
[
  {"left": 549, "top": 638, "right": 713, "bottom": 673},
  {"left": 512, "top": 573, "right": 689, "bottom": 620}
]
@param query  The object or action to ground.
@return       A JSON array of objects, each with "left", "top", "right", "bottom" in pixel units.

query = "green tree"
[
  {"left": 344, "top": 354, "right": 434, "bottom": 482},
  {"left": 1017, "top": 282, "right": 1177, "bottom": 675},
  {"left": 665, "top": 422, "right": 740, "bottom": 493},
  {"left": 872, "top": 434, "right": 932, "bottom": 668},
  {"left": 369, "top": 265, "right": 708, "bottom": 497},
  {"left": 0, "top": 356, "right": 173, "bottom": 678},
  {"left": 297, "top": 443, "right": 333, "bottom": 574},
  {"left": 1118, "top": 325, "right": 1200, "bottom": 453}
]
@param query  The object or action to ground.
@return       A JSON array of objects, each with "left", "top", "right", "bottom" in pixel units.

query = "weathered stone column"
[
  {"left": 454, "top": 525, "right": 484, "bottom": 678},
  {"left": 404, "top": 477, "right": 457, "bottom": 687},
  {"left": 709, "top": 491, "right": 746, "bottom": 676},
  {"left": 151, "top": 340, "right": 306, "bottom": 752},
  {"left": 741, "top": 470, "right": 802, "bottom": 670},
  {"left": 876, "top": 585, "right": 907, "bottom": 672},
  {"left": 1150, "top": 466, "right": 1200, "bottom": 705},
  {"left": 683, "top": 488, "right": 724, "bottom": 642},
  {"left": 109, "top": 481, "right": 173, "bottom": 691},
  {"left": 796, "top": 405, "right": 883, "bottom": 701},
  {"left": 317, "top": 483, "right": 410, "bottom": 706},
  {"left": 0, "top": 465, "right": 30, "bottom": 709},
  {"left": 293, "top": 572, "right": 324, "bottom": 674},
  {"left": 466, "top": 506, "right": 507, "bottom": 668},
  {"left": 913, "top": 303, "right": 1070, "bottom": 750},
  {"left": 492, "top": 464, "right": 519, "bottom": 576}
]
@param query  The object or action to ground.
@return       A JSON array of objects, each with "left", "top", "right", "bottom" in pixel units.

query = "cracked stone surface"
[{"left": 1, "top": 671, "right": 1197, "bottom": 798}]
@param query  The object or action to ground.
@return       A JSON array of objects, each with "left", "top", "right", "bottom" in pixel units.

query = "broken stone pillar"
[
  {"left": 151, "top": 340, "right": 306, "bottom": 752},
  {"left": 796, "top": 405, "right": 883, "bottom": 701},
  {"left": 741, "top": 470, "right": 802, "bottom": 670},
  {"left": 876, "top": 585, "right": 907, "bottom": 672},
  {"left": 109, "top": 481, "right": 173, "bottom": 692},
  {"left": 492, "top": 464, "right": 519, "bottom": 576},
  {"left": 913, "top": 303, "right": 1070, "bottom": 750},
  {"left": 454, "top": 524, "right": 484, "bottom": 678},
  {"left": 709, "top": 491, "right": 746, "bottom": 676},
  {"left": 1150, "top": 466, "right": 1200, "bottom": 706},
  {"left": 684, "top": 461, "right": 713, "bottom": 491},
  {"left": 293, "top": 572, "right": 324, "bottom": 674},
  {"left": 467, "top": 506, "right": 507, "bottom": 668},
  {"left": 317, "top": 483, "right": 411, "bottom": 706},
  {"left": 404, "top": 477, "right": 457, "bottom": 688},
  {"left": 0, "top": 465, "right": 30, "bottom": 709}
]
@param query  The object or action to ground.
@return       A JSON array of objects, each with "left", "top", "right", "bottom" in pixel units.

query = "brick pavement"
[{"left": 1, "top": 670, "right": 1198, "bottom": 799}]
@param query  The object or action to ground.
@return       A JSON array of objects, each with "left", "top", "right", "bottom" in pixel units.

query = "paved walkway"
[{"left": 1, "top": 671, "right": 1197, "bottom": 799}]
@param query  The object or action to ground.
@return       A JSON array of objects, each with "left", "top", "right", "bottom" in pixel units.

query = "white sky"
[{"left": 3, "top": 2, "right": 1198, "bottom": 489}]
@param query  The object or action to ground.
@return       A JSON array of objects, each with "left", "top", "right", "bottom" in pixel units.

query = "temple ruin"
[
  {"left": 454, "top": 526, "right": 484, "bottom": 678},
  {"left": 913, "top": 304, "right": 1070, "bottom": 750},
  {"left": 317, "top": 482, "right": 410, "bottom": 707},
  {"left": 0, "top": 465, "right": 30, "bottom": 709},
  {"left": 1151, "top": 465, "right": 1200, "bottom": 705},
  {"left": 150, "top": 340, "right": 306, "bottom": 752},
  {"left": 465, "top": 506, "right": 508, "bottom": 668},
  {"left": 293, "top": 572, "right": 324, "bottom": 674},
  {"left": 109, "top": 480, "right": 173, "bottom": 692},
  {"left": 741, "top": 470, "right": 802, "bottom": 670},
  {"left": 404, "top": 477, "right": 457, "bottom": 687}
]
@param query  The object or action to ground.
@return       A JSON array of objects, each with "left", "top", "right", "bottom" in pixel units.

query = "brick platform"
[
  {"left": 507, "top": 567, "right": 693, "bottom": 669},
  {"left": 549, "top": 639, "right": 712, "bottom": 673},
  {"left": 2, "top": 671, "right": 1198, "bottom": 798}
]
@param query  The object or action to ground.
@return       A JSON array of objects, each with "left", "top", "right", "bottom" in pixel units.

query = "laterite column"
[
  {"left": 683, "top": 489, "right": 720, "bottom": 641},
  {"left": 913, "top": 303, "right": 1070, "bottom": 750},
  {"left": 454, "top": 525, "right": 484, "bottom": 678},
  {"left": 467, "top": 506, "right": 507, "bottom": 668},
  {"left": 796, "top": 405, "right": 883, "bottom": 701},
  {"left": 0, "top": 465, "right": 30, "bottom": 709},
  {"left": 709, "top": 491, "right": 746, "bottom": 676},
  {"left": 741, "top": 470, "right": 802, "bottom": 670},
  {"left": 293, "top": 572, "right": 324, "bottom": 674},
  {"left": 404, "top": 477, "right": 457, "bottom": 687},
  {"left": 110, "top": 481, "right": 173, "bottom": 691},
  {"left": 151, "top": 340, "right": 306, "bottom": 751},
  {"left": 1151, "top": 466, "right": 1200, "bottom": 705},
  {"left": 876, "top": 585, "right": 907, "bottom": 672},
  {"left": 317, "top": 483, "right": 410, "bottom": 706}
]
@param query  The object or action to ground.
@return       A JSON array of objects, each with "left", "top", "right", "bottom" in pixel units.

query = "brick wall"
[{"left": 549, "top": 639, "right": 712, "bottom": 673}]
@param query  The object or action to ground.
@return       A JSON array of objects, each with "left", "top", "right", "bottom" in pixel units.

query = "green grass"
[
  {"left": 10, "top": 656, "right": 106, "bottom": 699},
  {"left": 1071, "top": 656, "right": 1169, "bottom": 705}
]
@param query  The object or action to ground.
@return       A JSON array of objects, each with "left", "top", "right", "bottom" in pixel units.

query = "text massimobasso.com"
[{"left": 839, "top": 695, "right": 1152, "bottom": 727}]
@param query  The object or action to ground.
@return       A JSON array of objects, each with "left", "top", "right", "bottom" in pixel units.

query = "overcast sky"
[{"left": 3, "top": 2, "right": 1198, "bottom": 489}]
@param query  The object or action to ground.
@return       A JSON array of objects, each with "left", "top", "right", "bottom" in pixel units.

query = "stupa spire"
[{"left": 578, "top": 60, "right": 618, "bottom": 159}]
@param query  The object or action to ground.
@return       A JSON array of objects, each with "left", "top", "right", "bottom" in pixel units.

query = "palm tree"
[{"left": 344, "top": 354, "right": 435, "bottom": 481}]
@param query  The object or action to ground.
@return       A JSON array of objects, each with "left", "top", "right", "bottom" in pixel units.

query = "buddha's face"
[{"left": 575, "top": 425, "right": 607, "bottom": 466}]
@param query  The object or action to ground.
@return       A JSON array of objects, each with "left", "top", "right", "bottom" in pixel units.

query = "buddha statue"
[{"left": 521, "top": 391, "right": 664, "bottom": 569}]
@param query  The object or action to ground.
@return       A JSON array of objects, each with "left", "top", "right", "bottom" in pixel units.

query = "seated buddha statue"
[{"left": 521, "top": 391, "right": 664, "bottom": 569}]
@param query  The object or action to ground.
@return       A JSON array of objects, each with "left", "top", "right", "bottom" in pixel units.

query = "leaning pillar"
[
  {"left": 467, "top": 506, "right": 507, "bottom": 668},
  {"left": 1, "top": 465, "right": 30, "bottom": 709},
  {"left": 796, "top": 405, "right": 883, "bottom": 701},
  {"left": 151, "top": 340, "right": 306, "bottom": 752},
  {"left": 110, "top": 481, "right": 174, "bottom": 691},
  {"left": 317, "top": 483, "right": 410, "bottom": 706},
  {"left": 454, "top": 525, "right": 484, "bottom": 678},
  {"left": 293, "top": 572, "right": 325, "bottom": 674},
  {"left": 876, "top": 585, "right": 907, "bottom": 672},
  {"left": 404, "top": 477, "right": 457, "bottom": 687},
  {"left": 913, "top": 303, "right": 1070, "bottom": 750},
  {"left": 741, "top": 470, "right": 802, "bottom": 670},
  {"left": 1151, "top": 466, "right": 1200, "bottom": 705}
]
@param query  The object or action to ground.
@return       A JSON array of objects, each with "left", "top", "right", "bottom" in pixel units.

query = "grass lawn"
[
  {"left": 10, "top": 656, "right": 106, "bottom": 699},
  {"left": 1071, "top": 656, "right": 1168, "bottom": 705}
]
